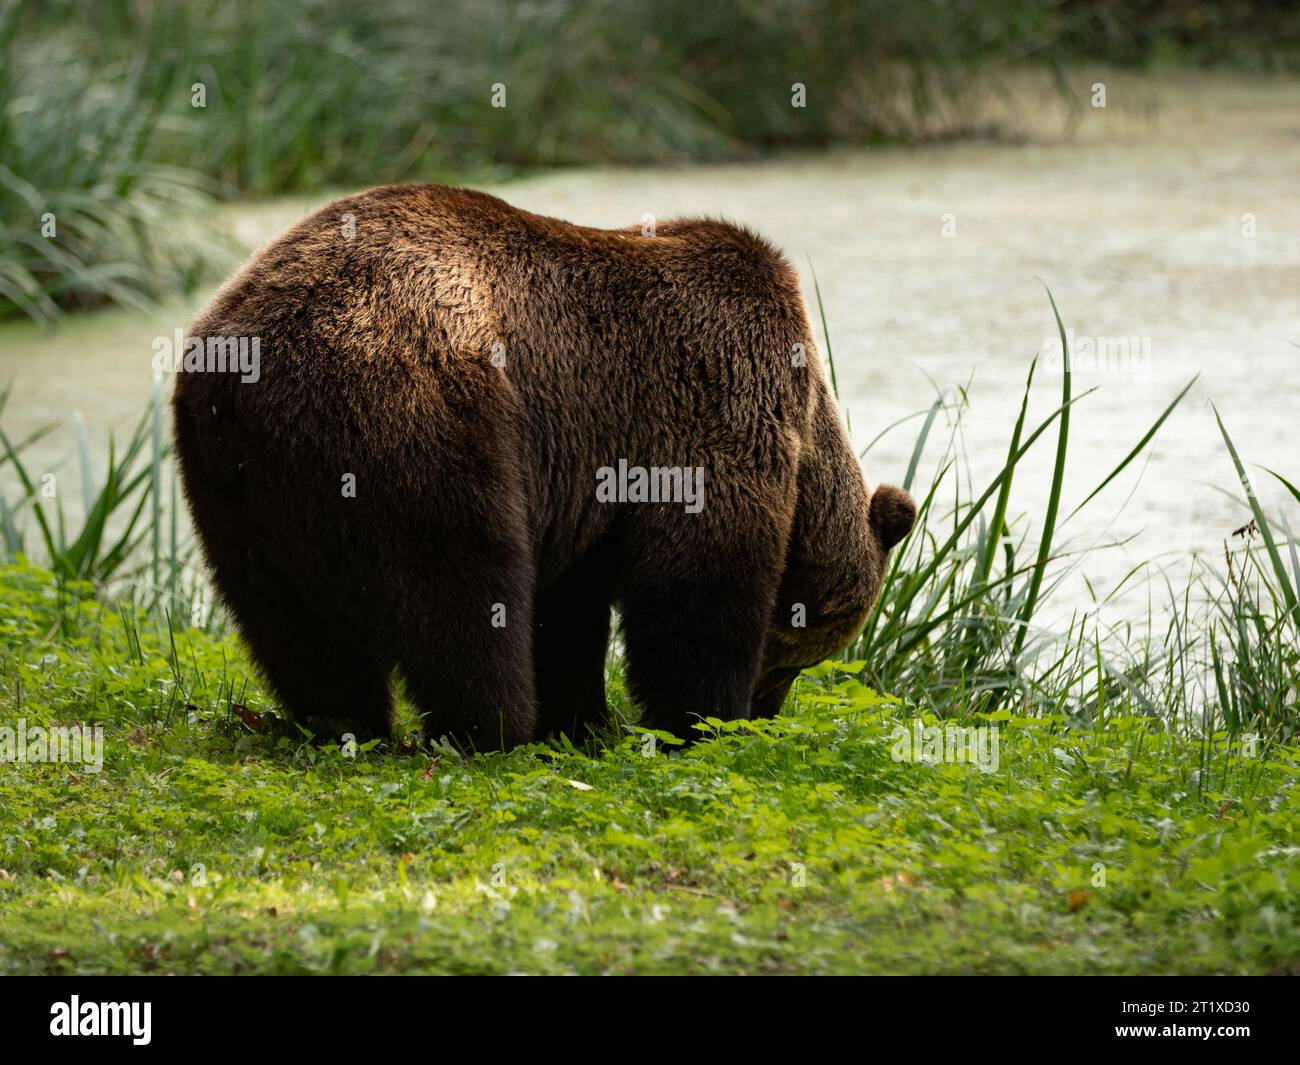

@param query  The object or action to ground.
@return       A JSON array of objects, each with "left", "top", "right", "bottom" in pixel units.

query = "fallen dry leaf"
[
  {"left": 231, "top": 704, "right": 264, "bottom": 732},
  {"left": 877, "top": 872, "right": 918, "bottom": 894}
]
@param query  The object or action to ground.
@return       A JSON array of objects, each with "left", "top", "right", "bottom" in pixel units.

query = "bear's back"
[{"left": 187, "top": 183, "right": 822, "bottom": 450}]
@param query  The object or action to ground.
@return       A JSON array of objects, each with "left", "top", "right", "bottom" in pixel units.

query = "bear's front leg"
[
  {"left": 750, "top": 666, "right": 802, "bottom": 718},
  {"left": 617, "top": 504, "right": 787, "bottom": 741}
]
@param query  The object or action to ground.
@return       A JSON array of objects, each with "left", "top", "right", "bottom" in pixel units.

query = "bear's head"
[{"left": 753, "top": 482, "right": 916, "bottom": 716}]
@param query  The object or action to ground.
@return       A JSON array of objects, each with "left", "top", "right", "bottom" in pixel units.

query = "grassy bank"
[{"left": 1, "top": 561, "right": 1298, "bottom": 974}]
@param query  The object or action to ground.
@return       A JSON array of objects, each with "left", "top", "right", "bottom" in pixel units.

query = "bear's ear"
[{"left": 869, "top": 485, "right": 916, "bottom": 551}]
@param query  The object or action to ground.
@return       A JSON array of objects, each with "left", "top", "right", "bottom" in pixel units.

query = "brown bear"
[{"left": 172, "top": 184, "right": 914, "bottom": 749}]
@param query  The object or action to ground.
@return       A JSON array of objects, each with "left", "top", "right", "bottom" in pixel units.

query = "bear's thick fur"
[{"left": 173, "top": 184, "right": 914, "bottom": 748}]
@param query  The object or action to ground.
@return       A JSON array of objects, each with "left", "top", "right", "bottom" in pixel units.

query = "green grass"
[{"left": 1, "top": 561, "right": 1298, "bottom": 975}]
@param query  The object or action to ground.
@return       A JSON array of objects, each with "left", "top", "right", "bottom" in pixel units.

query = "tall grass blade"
[
  {"left": 1213, "top": 405, "right": 1299, "bottom": 631},
  {"left": 1008, "top": 287, "right": 1071, "bottom": 662},
  {"left": 902, "top": 394, "right": 945, "bottom": 494},
  {"left": 0, "top": 493, "right": 21, "bottom": 556},
  {"left": 807, "top": 260, "right": 840, "bottom": 401},
  {"left": 1066, "top": 374, "right": 1199, "bottom": 522},
  {"left": 0, "top": 425, "right": 57, "bottom": 563},
  {"left": 73, "top": 410, "right": 95, "bottom": 517},
  {"left": 975, "top": 358, "right": 1035, "bottom": 588}
]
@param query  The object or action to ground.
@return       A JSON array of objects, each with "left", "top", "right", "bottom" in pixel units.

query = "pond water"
[{"left": 2, "top": 71, "right": 1297, "bottom": 618}]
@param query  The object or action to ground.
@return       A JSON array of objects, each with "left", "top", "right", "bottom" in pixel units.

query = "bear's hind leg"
[
  {"left": 390, "top": 536, "right": 538, "bottom": 753},
  {"left": 208, "top": 552, "right": 395, "bottom": 741}
]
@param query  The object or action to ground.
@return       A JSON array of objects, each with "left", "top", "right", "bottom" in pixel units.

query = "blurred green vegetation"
[{"left": 2, "top": 0, "right": 1298, "bottom": 321}]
